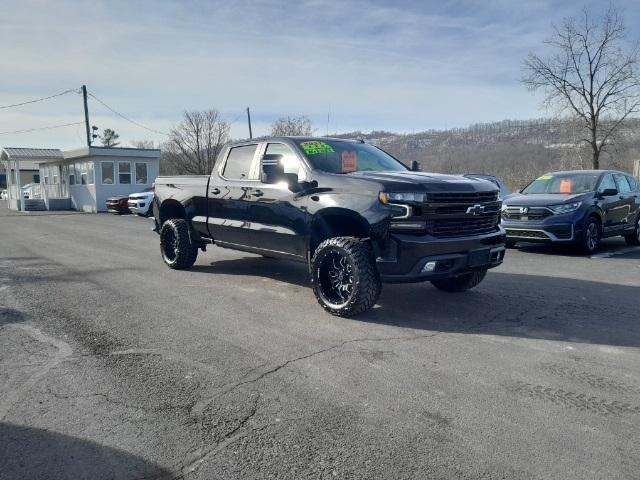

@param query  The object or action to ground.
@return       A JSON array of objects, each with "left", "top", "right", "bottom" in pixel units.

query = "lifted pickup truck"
[{"left": 153, "top": 137, "right": 506, "bottom": 316}]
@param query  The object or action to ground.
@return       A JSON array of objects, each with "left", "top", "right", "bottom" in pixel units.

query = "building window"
[
  {"left": 69, "top": 173, "right": 76, "bottom": 185},
  {"left": 53, "top": 174, "right": 59, "bottom": 185},
  {"left": 33, "top": 174, "right": 40, "bottom": 183},
  {"left": 101, "top": 162, "right": 115, "bottom": 184},
  {"left": 135, "top": 162, "right": 148, "bottom": 184},
  {"left": 118, "top": 161, "right": 131, "bottom": 184},
  {"left": 87, "top": 163, "right": 95, "bottom": 185},
  {"left": 44, "top": 176, "right": 49, "bottom": 184}
]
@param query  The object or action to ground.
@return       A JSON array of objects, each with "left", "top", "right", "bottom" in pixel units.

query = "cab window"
[{"left": 222, "top": 145, "right": 258, "bottom": 180}]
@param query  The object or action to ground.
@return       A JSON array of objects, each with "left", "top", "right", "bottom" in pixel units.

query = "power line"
[
  {"left": 87, "top": 91, "right": 169, "bottom": 136},
  {"left": 0, "top": 88, "right": 79, "bottom": 110},
  {"left": 0, "top": 121, "right": 85, "bottom": 136}
]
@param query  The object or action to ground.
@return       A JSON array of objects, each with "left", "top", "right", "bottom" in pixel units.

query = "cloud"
[{"left": 1, "top": 0, "right": 638, "bottom": 149}]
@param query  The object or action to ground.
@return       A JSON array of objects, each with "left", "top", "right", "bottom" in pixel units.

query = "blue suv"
[{"left": 502, "top": 170, "right": 640, "bottom": 254}]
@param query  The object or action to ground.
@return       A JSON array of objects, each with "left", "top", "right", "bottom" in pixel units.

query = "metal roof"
[{"left": 1, "top": 147, "right": 64, "bottom": 160}]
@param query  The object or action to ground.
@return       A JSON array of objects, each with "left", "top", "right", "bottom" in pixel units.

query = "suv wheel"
[
  {"left": 311, "top": 237, "right": 381, "bottom": 316},
  {"left": 580, "top": 217, "right": 601, "bottom": 254},
  {"left": 431, "top": 269, "right": 487, "bottom": 292},
  {"left": 160, "top": 219, "right": 199, "bottom": 269},
  {"left": 625, "top": 215, "right": 640, "bottom": 246}
]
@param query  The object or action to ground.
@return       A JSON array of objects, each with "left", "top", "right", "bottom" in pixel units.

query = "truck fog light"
[{"left": 422, "top": 261, "right": 437, "bottom": 272}]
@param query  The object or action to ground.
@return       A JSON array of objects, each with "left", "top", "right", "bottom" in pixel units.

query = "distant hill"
[{"left": 332, "top": 118, "right": 640, "bottom": 188}]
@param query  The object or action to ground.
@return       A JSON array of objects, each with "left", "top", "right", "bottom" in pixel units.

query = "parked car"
[
  {"left": 501, "top": 170, "right": 640, "bottom": 253},
  {"left": 152, "top": 137, "right": 506, "bottom": 316},
  {"left": 106, "top": 195, "right": 130, "bottom": 214},
  {"left": 464, "top": 174, "right": 511, "bottom": 199},
  {"left": 0, "top": 189, "right": 7, "bottom": 200},
  {"left": 128, "top": 187, "right": 154, "bottom": 216}
]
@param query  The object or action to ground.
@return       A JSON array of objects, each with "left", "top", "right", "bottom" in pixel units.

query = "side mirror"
[
  {"left": 260, "top": 154, "right": 284, "bottom": 184},
  {"left": 260, "top": 154, "right": 301, "bottom": 192},
  {"left": 600, "top": 188, "right": 618, "bottom": 197},
  {"left": 410, "top": 160, "right": 422, "bottom": 172}
]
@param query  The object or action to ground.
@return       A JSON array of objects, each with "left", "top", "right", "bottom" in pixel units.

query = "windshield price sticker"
[
  {"left": 341, "top": 151, "right": 357, "bottom": 173},
  {"left": 301, "top": 141, "right": 335, "bottom": 155}
]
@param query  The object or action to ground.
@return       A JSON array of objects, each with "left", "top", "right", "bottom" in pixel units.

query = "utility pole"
[
  {"left": 246, "top": 107, "right": 253, "bottom": 139},
  {"left": 82, "top": 85, "right": 91, "bottom": 147}
]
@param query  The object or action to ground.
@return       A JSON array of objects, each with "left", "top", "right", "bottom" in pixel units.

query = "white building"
[{"left": 1, "top": 146, "right": 160, "bottom": 212}]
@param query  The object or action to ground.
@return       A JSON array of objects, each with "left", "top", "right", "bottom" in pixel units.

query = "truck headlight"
[
  {"left": 379, "top": 192, "right": 425, "bottom": 204},
  {"left": 549, "top": 202, "right": 582, "bottom": 214}
]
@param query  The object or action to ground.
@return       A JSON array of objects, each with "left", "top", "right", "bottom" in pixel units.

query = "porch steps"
[{"left": 23, "top": 199, "right": 47, "bottom": 211}]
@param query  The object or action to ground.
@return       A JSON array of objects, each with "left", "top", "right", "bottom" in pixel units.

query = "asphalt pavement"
[{"left": 1, "top": 206, "right": 639, "bottom": 479}]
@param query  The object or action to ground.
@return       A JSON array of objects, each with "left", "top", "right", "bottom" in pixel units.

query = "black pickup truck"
[{"left": 153, "top": 137, "right": 506, "bottom": 316}]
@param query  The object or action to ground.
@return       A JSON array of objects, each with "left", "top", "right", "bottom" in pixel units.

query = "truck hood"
[
  {"left": 504, "top": 192, "right": 591, "bottom": 207},
  {"left": 348, "top": 171, "right": 498, "bottom": 194}
]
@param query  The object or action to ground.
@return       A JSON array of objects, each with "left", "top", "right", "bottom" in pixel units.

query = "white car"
[{"left": 128, "top": 187, "right": 154, "bottom": 216}]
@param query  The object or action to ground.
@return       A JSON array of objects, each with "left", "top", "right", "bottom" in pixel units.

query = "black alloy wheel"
[{"left": 311, "top": 237, "right": 381, "bottom": 316}]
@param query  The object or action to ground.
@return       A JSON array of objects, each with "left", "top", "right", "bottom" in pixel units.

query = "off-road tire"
[
  {"left": 160, "top": 219, "right": 198, "bottom": 269},
  {"left": 505, "top": 239, "right": 518, "bottom": 248},
  {"left": 431, "top": 269, "right": 487, "bottom": 292},
  {"left": 311, "top": 237, "right": 381, "bottom": 316},
  {"left": 624, "top": 215, "right": 640, "bottom": 246},
  {"left": 579, "top": 216, "right": 601, "bottom": 254}
]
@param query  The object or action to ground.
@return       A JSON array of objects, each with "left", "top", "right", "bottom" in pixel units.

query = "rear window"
[{"left": 223, "top": 145, "right": 257, "bottom": 180}]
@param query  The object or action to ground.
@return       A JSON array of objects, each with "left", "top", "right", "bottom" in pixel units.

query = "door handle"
[
  {"left": 252, "top": 189, "right": 264, "bottom": 197},
  {"left": 211, "top": 188, "right": 221, "bottom": 195}
]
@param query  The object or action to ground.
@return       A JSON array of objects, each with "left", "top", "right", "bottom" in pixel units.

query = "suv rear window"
[{"left": 223, "top": 145, "right": 257, "bottom": 180}]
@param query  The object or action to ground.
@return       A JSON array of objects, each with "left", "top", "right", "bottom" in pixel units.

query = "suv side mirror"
[
  {"left": 410, "top": 160, "right": 422, "bottom": 172},
  {"left": 600, "top": 188, "right": 618, "bottom": 197}
]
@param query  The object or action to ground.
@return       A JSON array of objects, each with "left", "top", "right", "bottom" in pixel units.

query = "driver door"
[{"left": 243, "top": 142, "right": 310, "bottom": 259}]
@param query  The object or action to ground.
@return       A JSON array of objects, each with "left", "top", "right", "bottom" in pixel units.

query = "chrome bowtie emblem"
[{"left": 466, "top": 204, "right": 485, "bottom": 215}]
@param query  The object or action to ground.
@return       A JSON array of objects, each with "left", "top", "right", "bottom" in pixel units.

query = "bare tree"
[
  {"left": 270, "top": 115, "right": 313, "bottom": 136},
  {"left": 523, "top": 6, "right": 640, "bottom": 169},
  {"left": 163, "top": 110, "right": 230, "bottom": 175},
  {"left": 130, "top": 139, "right": 156, "bottom": 149}
]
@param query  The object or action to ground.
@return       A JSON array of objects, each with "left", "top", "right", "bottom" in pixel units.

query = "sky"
[{"left": 1, "top": 0, "right": 639, "bottom": 150}]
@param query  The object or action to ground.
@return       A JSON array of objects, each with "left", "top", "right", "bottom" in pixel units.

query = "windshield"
[
  {"left": 522, "top": 173, "right": 600, "bottom": 195},
  {"left": 295, "top": 140, "right": 407, "bottom": 174}
]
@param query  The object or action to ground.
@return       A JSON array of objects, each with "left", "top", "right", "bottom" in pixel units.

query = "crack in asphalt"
[
  {"left": 191, "top": 331, "right": 441, "bottom": 417},
  {"left": 180, "top": 394, "right": 261, "bottom": 477},
  {"left": 0, "top": 324, "right": 73, "bottom": 421}
]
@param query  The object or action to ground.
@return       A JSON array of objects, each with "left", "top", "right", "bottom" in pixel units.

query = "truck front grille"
[
  {"left": 428, "top": 215, "right": 499, "bottom": 238},
  {"left": 419, "top": 191, "right": 500, "bottom": 238},
  {"left": 427, "top": 191, "right": 498, "bottom": 203}
]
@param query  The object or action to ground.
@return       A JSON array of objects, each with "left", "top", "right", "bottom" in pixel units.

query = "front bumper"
[
  {"left": 106, "top": 202, "right": 129, "bottom": 214},
  {"left": 376, "top": 228, "right": 506, "bottom": 283},
  {"left": 128, "top": 200, "right": 149, "bottom": 214},
  {"left": 502, "top": 221, "right": 575, "bottom": 243}
]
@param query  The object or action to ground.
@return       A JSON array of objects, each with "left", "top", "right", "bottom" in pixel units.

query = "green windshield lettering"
[{"left": 300, "top": 141, "right": 335, "bottom": 155}]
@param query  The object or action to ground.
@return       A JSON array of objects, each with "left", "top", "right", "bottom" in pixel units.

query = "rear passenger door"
[
  {"left": 206, "top": 143, "right": 260, "bottom": 246},
  {"left": 613, "top": 173, "right": 636, "bottom": 229}
]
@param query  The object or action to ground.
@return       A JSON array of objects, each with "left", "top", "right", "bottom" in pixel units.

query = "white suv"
[{"left": 128, "top": 187, "right": 154, "bottom": 216}]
